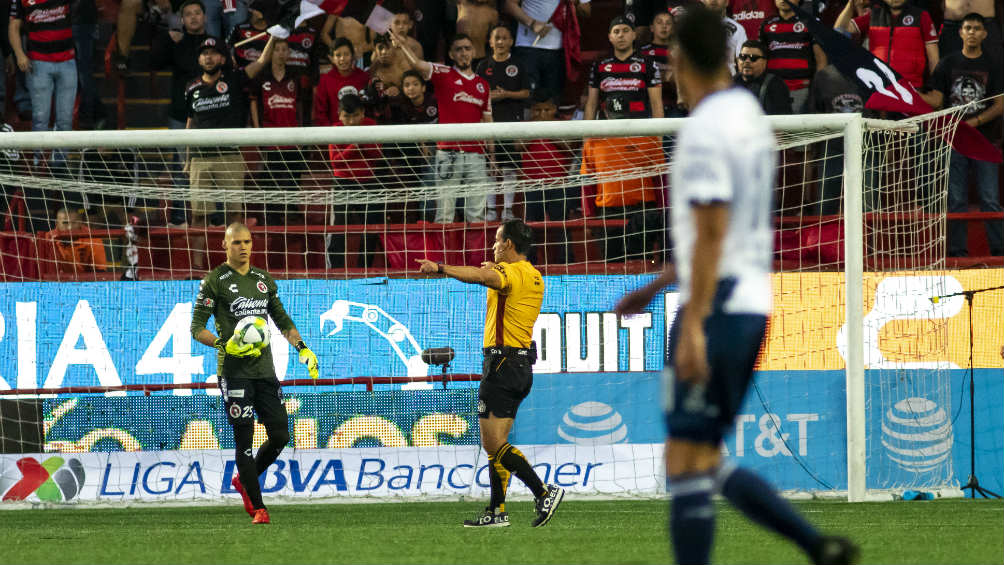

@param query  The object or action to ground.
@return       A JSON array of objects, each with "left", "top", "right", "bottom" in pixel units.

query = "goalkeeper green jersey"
[{"left": 190, "top": 263, "right": 296, "bottom": 380}]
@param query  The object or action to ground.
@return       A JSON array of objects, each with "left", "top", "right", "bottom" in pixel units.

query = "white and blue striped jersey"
[{"left": 670, "top": 87, "right": 777, "bottom": 315}]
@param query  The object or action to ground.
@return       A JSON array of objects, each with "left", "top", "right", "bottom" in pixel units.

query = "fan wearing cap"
[
  {"left": 584, "top": 16, "right": 663, "bottom": 121},
  {"left": 183, "top": 34, "right": 276, "bottom": 270},
  {"left": 580, "top": 16, "right": 665, "bottom": 263}
]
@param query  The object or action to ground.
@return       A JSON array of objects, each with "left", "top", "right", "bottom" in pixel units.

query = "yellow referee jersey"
[{"left": 483, "top": 260, "right": 544, "bottom": 349}]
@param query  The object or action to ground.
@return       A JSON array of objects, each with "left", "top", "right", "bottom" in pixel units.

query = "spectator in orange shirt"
[
  {"left": 327, "top": 93, "right": 383, "bottom": 269},
  {"left": 45, "top": 208, "right": 108, "bottom": 275},
  {"left": 580, "top": 134, "right": 665, "bottom": 262}
]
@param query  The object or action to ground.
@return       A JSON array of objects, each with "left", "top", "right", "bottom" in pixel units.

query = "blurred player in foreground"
[
  {"left": 190, "top": 223, "right": 319, "bottom": 524},
  {"left": 416, "top": 219, "right": 565, "bottom": 528},
  {"left": 615, "top": 6, "right": 858, "bottom": 564}
]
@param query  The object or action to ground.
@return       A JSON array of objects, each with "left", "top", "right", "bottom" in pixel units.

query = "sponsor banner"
[
  {"left": 0, "top": 271, "right": 1001, "bottom": 394},
  {"left": 1, "top": 445, "right": 663, "bottom": 502},
  {"left": 0, "top": 276, "right": 665, "bottom": 393},
  {"left": 30, "top": 369, "right": 1003, "bottom": 494},
  {"left": 762, "top": 270, "right": 1003, "bottom": 371},
  {"left": 39, "top": 373, "right": 661, "bottom": 451}
]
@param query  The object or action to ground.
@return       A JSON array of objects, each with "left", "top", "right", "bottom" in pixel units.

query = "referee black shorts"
[
  {"left": 478, "top": 346, "right": 535, "bottom": 419},
  {"left": 219, "top": 376, "right": 288, "bottom": 428},
  {"left": 664, "top": 278, "right": 768, "bottom": 445}
]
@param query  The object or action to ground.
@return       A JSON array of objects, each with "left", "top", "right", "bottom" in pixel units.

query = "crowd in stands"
[{"left": 0, "top": 0, "right": 1001, "bottom": 277}]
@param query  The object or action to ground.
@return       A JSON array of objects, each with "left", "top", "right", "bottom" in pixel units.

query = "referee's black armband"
[{"left": 295, "top": 340, "right": 308, "bottom": 352}]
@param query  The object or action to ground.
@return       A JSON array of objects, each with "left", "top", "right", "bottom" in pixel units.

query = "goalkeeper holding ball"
[{"left": 190, "top": 223, "right": 319, "bottom": 524}]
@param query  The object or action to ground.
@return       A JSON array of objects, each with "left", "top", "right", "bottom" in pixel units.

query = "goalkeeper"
[{"left": 190, "top": 222, "right": 319, "bottom": 525}]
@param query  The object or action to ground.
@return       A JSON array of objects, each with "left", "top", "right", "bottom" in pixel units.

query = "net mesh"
[{"left": 0, "top": 109, "right": 984, "bottom": 504}]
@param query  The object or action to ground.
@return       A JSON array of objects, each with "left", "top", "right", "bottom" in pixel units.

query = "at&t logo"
[
  {"left": 557, "top": 402, "right": 627, "bottom": 445},
  {"left": 881, "top": 397, "right": 953, "bottom": 473}
]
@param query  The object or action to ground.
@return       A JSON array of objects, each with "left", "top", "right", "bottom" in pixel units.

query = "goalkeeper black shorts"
[
  {"left": 219, "top": 376, "right": 288, "bottom": 428},
  {"left": 478, "top": 347, "right": 534, "bottom": 419}
]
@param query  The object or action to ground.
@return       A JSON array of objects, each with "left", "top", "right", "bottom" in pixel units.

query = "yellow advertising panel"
[{"left": 761, "top": 269, "right": 1004, "bottom": 370}]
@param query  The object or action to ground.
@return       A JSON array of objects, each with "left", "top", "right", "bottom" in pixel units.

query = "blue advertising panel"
[
  {"left": 0, "top": 276, "right": 666, "bottom": 391},
  {"left": 35, "top": 369, "right": 1003, "bottom": 493},
  {"left": 2, "top": 276, "right": 1002, "bottom": 495}
]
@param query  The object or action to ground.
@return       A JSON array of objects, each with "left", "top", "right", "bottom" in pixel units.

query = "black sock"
[
  {"left": 495, "top": 443, "right": 546, "bottom": 499},
  {"left": 716, "top": 464, "right": 821, "bottom": 556},
  {"left": 255, "top": 425, "right": 290, "bottom": 476},
  {"left": 486, "top": 453, "right": 511, "bottom": 512},
  {"left": 669, "top": 472, "right": 715, "bottom": 565},
  {"left": 234, "top": 423, "right": 265, "bottom": 510}
]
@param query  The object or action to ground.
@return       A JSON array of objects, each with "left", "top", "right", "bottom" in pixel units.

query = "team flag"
[{"left": 785, "top": 0, "right": 1001, "bottom": 163}]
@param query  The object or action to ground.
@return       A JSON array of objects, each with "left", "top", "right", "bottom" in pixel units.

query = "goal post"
[
  {"left": 843, "top": 114, "right": 867, "bottom": 503},
  {"left": 0, "top": 109, "right": 975, "bottom": 504}
]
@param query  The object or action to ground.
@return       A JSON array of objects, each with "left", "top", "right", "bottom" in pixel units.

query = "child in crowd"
[
  {"left": 366, "top": 34, "right": 400, "bottom": 122},
  {"left": 327, "top": 93, "right": 383, "bottom": 268},
  {"left": 313, "top": 38, "right": 369, "bottom": 126},
  {"left": 477, "top": 23, "right": 530, "bottom": 221},
  {"left": 521, "top": 98, "right": 575, "bottom": 264},
  {"left": 388, "top": 70, "right": 439, "bottom": 220}
]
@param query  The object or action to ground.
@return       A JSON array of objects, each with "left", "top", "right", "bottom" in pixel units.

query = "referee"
[
  {"left": 191, "top": 223, "right": 319, "bottom": 525},
  {"left": 417, "top": 220, "right": 564, "bottom": 528}
]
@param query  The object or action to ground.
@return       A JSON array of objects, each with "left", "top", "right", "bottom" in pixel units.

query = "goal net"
[{"left": 0, "top": 108, "right": 990, "bottom": 506}]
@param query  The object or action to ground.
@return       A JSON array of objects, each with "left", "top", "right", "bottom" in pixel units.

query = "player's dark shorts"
[
  {"left": 665, "top": 278, "right": 767, "bottom": 445},
  {"left": 219, "top": 376, "right": 288, "bottom": 428},
  {"left": 478, "top": 345, "right": 536, "bottom": 419}
]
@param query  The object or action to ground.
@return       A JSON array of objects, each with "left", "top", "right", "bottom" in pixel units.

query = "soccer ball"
[{"left": 234, "top": 316, "right": 270, "bottom": 349}]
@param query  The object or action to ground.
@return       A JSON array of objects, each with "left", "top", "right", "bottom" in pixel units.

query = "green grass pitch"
[{"left": 2, "top": 499, "right": 1001, "bottom": 564}]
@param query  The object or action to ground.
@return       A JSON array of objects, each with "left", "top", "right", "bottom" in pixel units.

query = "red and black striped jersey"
[
  {"left": 639, "top": 42, "right": 678, "bottom": 116},
  {"left": 227, "top": 23, "right": 268, "bottom": 70},
  {"left": 638, "top": 42, "right": 669, "bottom": 69},
  {"left": 759, "top": 15, "right": 816, "bottom": 92},
  {"left": 389, "top": 93, "right": 439, "bottom": 125},
  {"left": 11, "top": 0, "right": 74, "bottom": 62},
  {"left": 286, "top": 25, "right": 319, "bottom": 73},
  {"left": 588, "top": 53, "right": 661, "bottom": 119}
]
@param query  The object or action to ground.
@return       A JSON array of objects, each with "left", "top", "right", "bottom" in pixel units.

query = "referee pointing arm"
[{"left": 416, "top": 219, "right": 565, "bottom": 528}]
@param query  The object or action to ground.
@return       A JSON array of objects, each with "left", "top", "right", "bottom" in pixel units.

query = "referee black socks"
[
  {"left": 486, "top": 453, "right": 510, "bottom": 513},
  {"left": 494, "top": 443, "right": 547, "bottom": 500}
]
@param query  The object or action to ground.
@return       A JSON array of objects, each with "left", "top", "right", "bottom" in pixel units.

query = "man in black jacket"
[
  {"left": 733, "top": 39, "right": 792, "bottom": 115},
  {"left": 150, "top": 0, "right": 208, "bottom": 226}
]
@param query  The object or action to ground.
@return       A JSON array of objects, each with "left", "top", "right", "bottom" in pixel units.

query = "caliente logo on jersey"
[
  {"left": 557, "top": 402, "right": 628, "bottom": 445},
  {"left": 881, "top": 397, "right": 953, "bottom": 473}
]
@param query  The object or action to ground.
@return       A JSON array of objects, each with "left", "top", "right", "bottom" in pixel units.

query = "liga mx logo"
[
  {"left": 557, "top": 402, "right": 628, "bottom": 445},
  {"left": 1, "top": 456, "right": 86, "bottom": 502},
  {"left": 881, "top": 397, "right": 953, "bottom": 473}
]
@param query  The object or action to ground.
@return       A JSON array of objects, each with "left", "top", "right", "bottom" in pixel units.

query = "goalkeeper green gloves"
[
  {"left": 296, "top": 341, "right": 319, "bottom": 379},
  {"left": 214, "top": 336, "right": 262, "bottom": 358}
]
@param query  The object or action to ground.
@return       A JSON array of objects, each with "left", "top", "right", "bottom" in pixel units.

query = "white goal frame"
[{"left": 0, "top": 114, "right": 938, "bottom": 502}]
